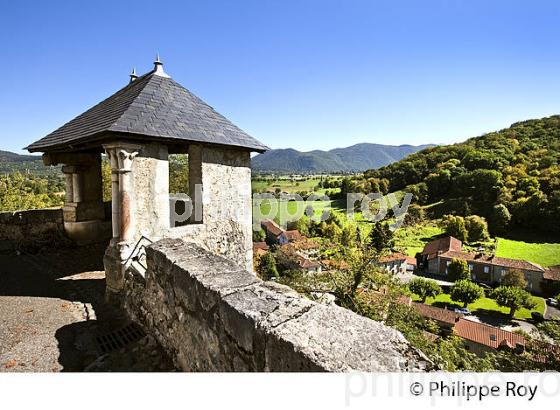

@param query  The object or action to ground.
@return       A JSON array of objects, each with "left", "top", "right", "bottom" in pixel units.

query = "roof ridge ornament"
[
  {"left": 153, "top": 53, "right": 170, "bottom": 78},
  {"left": 129, "top": 67, "right": 138, "bottom": 83}
]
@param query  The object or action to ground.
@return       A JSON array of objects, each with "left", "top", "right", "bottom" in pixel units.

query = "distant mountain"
[
  {"left": 0, "top": 150, "right": 59, "bottom": 175},
  {"left": 251, "top": 143, "right": 435, "bottom": 173}
]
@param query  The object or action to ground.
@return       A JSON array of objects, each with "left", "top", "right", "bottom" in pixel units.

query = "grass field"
[
  {"left": 393, "top": 222, "right": 443, "bottom": 256},
  {"left": 411, "top": 293, "right": 545, "bottom": 321},
  {"left": 252, "top": 176, "right": 342, "bottom": 195},
  {"left": 495, "top": 237, "right": 560, "bottom": 267},
  {"left": 251, "top": 179, "right": 560, "bottom": 266}
]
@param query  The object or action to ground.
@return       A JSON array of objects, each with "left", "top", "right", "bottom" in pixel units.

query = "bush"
[
  {"left": 501, "top": 269, "right": 527, "bottom": 289},
  {"left": 257, "top": 252, "right": 279, "bottom": 280},
  {"left": 440, "top": 215, "right": 468, "bottom": 242},
  {"left": 408, "top": 278, "right": 442, "bottom": 302},
  {"left": 464, "top": 215, "right": 489, "bottom": 242},
  {"left": 447, "top": 259, "right": 470, "bottom": 282},
  {"left": 451, "top": 280, "right": 485, "bottom": 307}
]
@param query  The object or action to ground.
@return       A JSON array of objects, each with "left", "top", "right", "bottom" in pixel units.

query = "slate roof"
[{"left": 26, "top": 68, "right": 268, "bottom": 153}]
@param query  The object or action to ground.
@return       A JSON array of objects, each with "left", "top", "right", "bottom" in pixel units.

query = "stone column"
[
  {"left": 72, "top": 171, "right": 83, "bottom": 203},
  {"left": 105, "top": 149, "right": 120, "bottom": 243},
  {"left": 116, "top": 146, "right": 139, "bottom": 258},
  {"left": 102, "top": 143, "right": 142, "bottom": 305},
  {"left": 61, "top": 166, "right": 74, "bottom": 204}
]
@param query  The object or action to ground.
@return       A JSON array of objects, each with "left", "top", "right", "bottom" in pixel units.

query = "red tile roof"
[
  {"left": 422, "top": 236, "right": 462, "bottom": 259},
  {"left": 379, "top": 252, "right": 408, "bottom": 263},
  {"left": 453, "top": 318, "right": 526, "bottom": 350},
  {"left": 284, "top": 230, "right": 304, "bottom": 242},
  {"left": 297, "top": 256, "right": 321, "bottom": 269},
  {"left": 413, "top": 303, "right": 462, "bottom": 325},
  {"left": 438, "top": 251, "right": 544, "bottom": 272},
  {"left": 544, "top": 265, "right": 560, "bottom": 281},
  {"left": 253, "top": 242, "right": 269, "bottom": 251},
  {"left": 261, "top": 219, "right": 284, "bottom": 237}
]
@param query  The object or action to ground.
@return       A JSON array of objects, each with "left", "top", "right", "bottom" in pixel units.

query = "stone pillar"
[
  {"left": 116, "top": 146, "right": 139, "bottom": 259},
  {"left": 102, "top": 142, "right": 142, "bottom": 304},
  {"left": 105, "top": 149, "right": 120, "bottom": 242},
  {"left": 43, "top": 153, "right": 108, "bottom": 244},
  {"left": 61, "top": 166, "right": 74, "bottom": 204},
  {"left": 188, "top": 144, "right": 203, "bottom": 223},
  {"left": 72, "top": 171, "right": 83, "bottom": 203}
]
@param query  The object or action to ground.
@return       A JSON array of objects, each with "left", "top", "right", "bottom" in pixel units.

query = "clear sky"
[{"left": 1, "top": 0, "right": 559, "bottom": 154}]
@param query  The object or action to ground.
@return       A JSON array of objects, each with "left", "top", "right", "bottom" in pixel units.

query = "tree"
[
  {"left": 257, "top": 252, "right": 278, "bottom": 280},
  {"left": 489, "top": 204, "right": 511, "bottom": 234},
  {"left": 464, "top": 215, "right": 489, "bottom": 242},
  {"left": 367, "top": 222, "right": 394, "bottom": 253},
  {"left": 447, "top": 259, "right": 470, "bottom": 282},
  {"left": 168, "top": 154, "right": 189, "bottom": 194},
  {"left": 403, "top": 203, "right": 425, "bottom": 226},
  {"left": 440, "top": 215, "right": 468, "bottom": 242},
  {"left": 252, "top": 228, "right": 266, "bottom": 242},
  {"left": 491, "top": 286, "right": 536, "bottom": 318},
  {"left": 501, "top": 269, "right": 527, "bottom": 289},
  {"left": 450, "top": 280, "right": 485, "bottom": 307},
  {"left": 408, "top": 278, "right": 442, "bottom": 303}
]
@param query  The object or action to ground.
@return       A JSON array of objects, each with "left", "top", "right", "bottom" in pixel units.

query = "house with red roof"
[
  {"left": 420, "top": 236, "right": 549, "bottom": 294},
  {"left": 453, "top": 318, "right": 526, "bottom": 356},
  {"left": 377, "top": 252, "right": 417, "bottom": 275}
]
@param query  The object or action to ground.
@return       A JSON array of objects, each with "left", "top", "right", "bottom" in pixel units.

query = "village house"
[
  {"left": 252, "top": 241, "right": 269, "bottom": 258},
  {"left": 453, "top": 318, "right": 526, "bottom": 356},
  {"left": 412, "top": 302, "right": 462, "bottom": 335},
  {"left": 420, "top": 236, "right": 549, "bottom": 294},
  {"left": 377, "top": 252, "right": 417, "bottom": 275}
]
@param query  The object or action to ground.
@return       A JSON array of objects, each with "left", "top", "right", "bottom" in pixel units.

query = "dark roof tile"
[{"left": 26, "top": 70, "right": 268, "bottom": 153}]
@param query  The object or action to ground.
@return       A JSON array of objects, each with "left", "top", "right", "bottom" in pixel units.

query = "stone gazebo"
[{"left": 26, "top": 57, "right": 268, "bottom": 302}]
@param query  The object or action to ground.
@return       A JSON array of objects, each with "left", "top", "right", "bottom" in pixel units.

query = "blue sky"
[{"left": 1, "top": 0, "right": 559, "bottom": 154}]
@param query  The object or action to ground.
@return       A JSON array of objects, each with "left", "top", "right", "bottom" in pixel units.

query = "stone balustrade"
[{"left": 123, "top": 238, "right": 431, "bottom": 372}]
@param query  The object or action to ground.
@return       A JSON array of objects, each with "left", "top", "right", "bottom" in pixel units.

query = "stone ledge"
[{"left": 127, "top": 238, "right": 431, "bottom": 372}]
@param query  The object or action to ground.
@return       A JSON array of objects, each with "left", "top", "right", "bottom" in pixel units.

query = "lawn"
[
  {"left": 495, "top": 237, "right": 560, "bottom": 268},
  {"left": 411, "top": 293, "right": 546, "bottom": 321},
  {"left": 252, "top": 176, "right": 342, "bottom": 195},
  {"left": 393, "top": 221, "right": 443, "bottom": 257}
]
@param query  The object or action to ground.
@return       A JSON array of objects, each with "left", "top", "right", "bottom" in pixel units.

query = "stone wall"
[
  {"left": 0, "top": 209, "right": 66, "bottom": 251},
  {"left": 166, "top": 145, "right": 253, "bottom": 272},
  {"left": 123, "top": 238, "right": 431, "bottom": 372}
]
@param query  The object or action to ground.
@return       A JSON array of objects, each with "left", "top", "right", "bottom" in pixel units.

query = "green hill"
[
  {"left": 351, "top": 115, "right": 560, "bottom": 236},
  {"left": 0, "top": 150, "right": 59, "bottom": 175}
]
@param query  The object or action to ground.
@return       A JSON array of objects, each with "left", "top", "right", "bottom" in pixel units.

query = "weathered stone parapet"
[
  {"left": 123, "top": 238, "right": 431, "bottom": 372},
  {"left": 0, "top": 209, "right": 65, "bottom": 251}
]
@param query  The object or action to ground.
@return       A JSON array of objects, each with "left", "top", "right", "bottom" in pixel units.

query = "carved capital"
[{"left": 103, "top": 142, "right": 143, "bottom": 172}]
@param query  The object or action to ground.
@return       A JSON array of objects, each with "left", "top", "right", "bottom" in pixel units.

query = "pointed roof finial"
[
  {"left": 129, "top": 67, "right": 138, "bottom": 83},
  {"left": 153, "top": 53, "right": 169, "bottom": 77}
]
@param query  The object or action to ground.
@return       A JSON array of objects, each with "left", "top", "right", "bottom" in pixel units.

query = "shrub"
[
  {"left": 501, "top": 269, "right": 527, "bottom": 289},
  {"left": 450, "top": 280, "right": 485, "bottom": 307},
  {"left": 408, "top": 278, "right": 442, "bottom": 303},
  {"left": 464, "top": 215, "right": 489, "bottom": 242},
  {"left": 447, "top": 259, "right": 470, "bottom": 282}
]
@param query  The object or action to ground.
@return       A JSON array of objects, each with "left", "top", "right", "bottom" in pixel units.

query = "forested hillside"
[{"left": 345, "top": 116, "right": 560, "bottom": 235}]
